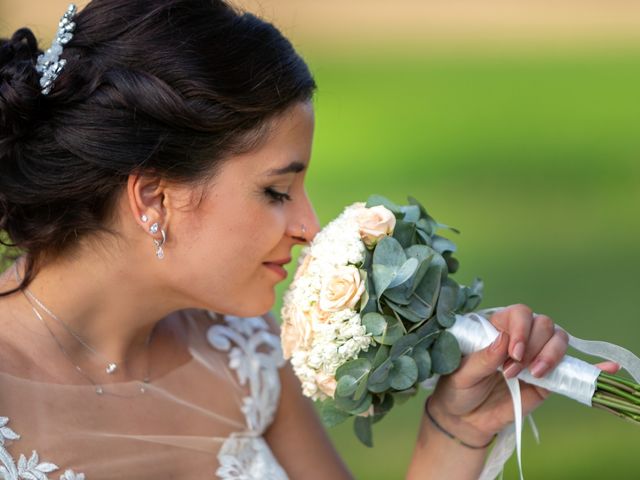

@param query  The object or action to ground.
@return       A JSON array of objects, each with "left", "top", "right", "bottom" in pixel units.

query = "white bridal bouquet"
[{"left": 280, "top": 195, "right": 640, "bottom": 477}]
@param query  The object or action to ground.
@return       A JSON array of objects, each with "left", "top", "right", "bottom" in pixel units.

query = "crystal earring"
[
  {"left": 153, "top": 229, "right": 166, "bottom": 260},
  {"left": 149, "top": 222, "right": 159, "bottom": 234},
  {"left": 140, "top": 214, "right": 148, "bottom": 222}
]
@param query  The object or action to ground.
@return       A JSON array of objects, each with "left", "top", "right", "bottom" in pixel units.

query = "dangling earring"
[{"left": 149, "top": 222, "right": 166, "bottom": 259}]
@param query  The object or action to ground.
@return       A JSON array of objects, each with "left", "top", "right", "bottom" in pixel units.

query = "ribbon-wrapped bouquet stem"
[{"left": 280, "top": 195, "right": 640, "bottom": 476}]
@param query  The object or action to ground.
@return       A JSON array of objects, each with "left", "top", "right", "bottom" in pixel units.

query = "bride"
[{"left": 0, "top": 1, "right": 617, "bottom": 479}]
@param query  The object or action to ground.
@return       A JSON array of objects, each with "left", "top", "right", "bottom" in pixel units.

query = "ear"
[{"left": 126, "top": 172, "right": 170, "bottom": 233}]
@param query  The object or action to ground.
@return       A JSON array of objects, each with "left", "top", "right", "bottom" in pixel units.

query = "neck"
[{"left": 5, "top": 249, "right": 181, "bottom": 371}]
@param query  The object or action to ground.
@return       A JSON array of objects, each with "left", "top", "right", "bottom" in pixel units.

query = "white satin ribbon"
[{"left": 420, "top": 307, "right": 640, "bottom": 480}]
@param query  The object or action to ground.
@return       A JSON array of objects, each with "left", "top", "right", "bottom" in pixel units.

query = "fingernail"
[
  {"left": 490, "top": 332, "right": 504, "bottom": 351},
  {"left": 512, "top": 342, "right": 525, "bottom": 362},
  {"left": 530, "top": 360, "right": 549, "bottom": 378},
  {"left": 503, "top": 361, "right": 521, "bottom": 378}
]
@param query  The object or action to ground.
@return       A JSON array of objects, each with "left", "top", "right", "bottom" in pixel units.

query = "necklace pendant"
[
  {"left": 140, "top": 385, "right": 146, "bottom": 393},
  {"left": 96, "top": 386, "right": 104, "bottom": 395},
  {"left": 106, "top": 363, "right": 118, "bottom": 374}
]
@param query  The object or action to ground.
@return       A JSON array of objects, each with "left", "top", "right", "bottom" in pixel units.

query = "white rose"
[
  {"left": 355, "top": 205, "right": 396, "bottom": 248},
  {"left": 319, "top": 265, "right": 365, "bottom": 313}
]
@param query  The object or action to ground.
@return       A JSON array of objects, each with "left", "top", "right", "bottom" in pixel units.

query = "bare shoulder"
[{"left": 261, "top": 312, "right": 354, "bottom": 480}]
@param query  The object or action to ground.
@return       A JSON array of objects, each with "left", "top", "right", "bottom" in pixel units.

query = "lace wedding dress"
[{"left": 0, "top": 311, "right": 289, "bottom": 479}]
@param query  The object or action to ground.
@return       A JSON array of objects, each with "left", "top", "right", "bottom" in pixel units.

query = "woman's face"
[{"left": 166, "top": 101, "right": 320, "bottom": 317}]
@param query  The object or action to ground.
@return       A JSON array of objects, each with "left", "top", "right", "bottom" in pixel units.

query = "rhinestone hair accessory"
[{"left": 35, "top": 3, "right": 77, "bottom": 95}]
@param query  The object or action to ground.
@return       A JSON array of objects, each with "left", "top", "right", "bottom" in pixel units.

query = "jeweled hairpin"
[{"left": 35, "top": 3, "right": 77, "bottom": 95}]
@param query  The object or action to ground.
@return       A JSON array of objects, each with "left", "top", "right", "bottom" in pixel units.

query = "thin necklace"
[
  {"left": 24, "top": 288, "right": 121, "bottom": 375},
  {"left": 22, "top": 292, "right": 154, "bottom": 397},
  {"left": 15, "top": 264, "right": 153, "bottom": 396}
]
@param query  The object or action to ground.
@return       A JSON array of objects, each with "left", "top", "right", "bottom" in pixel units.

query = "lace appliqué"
[
  {"left": 207, "top": 315, "right": 288, "bottom": 480},
  {"left": 0, "top": 417, "right": 85, "bottom": 480}
]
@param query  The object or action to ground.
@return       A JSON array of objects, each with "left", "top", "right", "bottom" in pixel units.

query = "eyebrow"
[{"left": 265, "top": 161, "right": 307, "bottom": 176}]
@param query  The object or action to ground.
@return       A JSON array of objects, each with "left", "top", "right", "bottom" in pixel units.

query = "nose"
[{"left": 288, "top": 191, "right": 320, "bottom": 244}]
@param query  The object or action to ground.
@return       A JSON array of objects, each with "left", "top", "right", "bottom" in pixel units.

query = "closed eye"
[{"left": 265, "top": 187, "right": 292, "bottom": 203}]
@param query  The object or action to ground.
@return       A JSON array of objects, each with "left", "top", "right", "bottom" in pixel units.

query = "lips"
[{"left": 263, "top": 257, "right": 291, "bottom": 280}]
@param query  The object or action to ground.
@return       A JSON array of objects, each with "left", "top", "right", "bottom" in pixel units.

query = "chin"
[{"left": 217, "top": 289, "right": 275, "bottom": 319}]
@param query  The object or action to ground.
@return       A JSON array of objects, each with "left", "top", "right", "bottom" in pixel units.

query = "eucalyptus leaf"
[
  {"left": 372, "top": 344, "right": 390, "bottom": 370},
  {"left": 414, "top": 318, "right": 440, "bottom": 350},
  {"left": 400, "top": 205, "right": 421, "bottom": 223},
  {"left": 367, "top": 373, "right": 392, "bottom": 393},
  {"left": 432, "top": 235, "right": 457, "bottom": 255},
  {"left": 405, "top": 244, "right": 434, "bottom": 263},
  {"left": 413, "top": 261, "right": 444, "bottom": 316},
  {"left": 320, "top": 401, "right": 351, "bottom": 428},
  {"left": 336, "top": 375, "right": 358, "bottom": 397},
  {"left": 436, "top": 222, "right": 461, "bottom": 234},
  {"left": 387, "top": 257, "right": 419, "bottom": 289},
  {"left": 385, "top": 299, "right": 424, "bottom": 323},
  {"left": 443, "top": 251, "right": 460, "bottom": 274},
  {"left": 412, "top": 347, "right": 432, "bottom": 382},
  {"left": 415, "top": 218, "right": 434, "bottom": 236},
  {"left": 366, "top": 194, "right": 401, "bottom": 214},
  {"left": 347, "top": 392, "right": 373, "bottom": 416},
  {"left": 431, "top": 331, "right": 461, "bottom": 374},
  {"left": 335, "top": 387, "right": 370, "bottom": 412},
  {"left": 392, "top": 387, "right": 418, "bottom": 405},
  {"left": 383, "top": 284, "right": 412, "bottom": 305},
  {"left": 393, "top": 220, "right": 417, "bottom": 248},
  {"left": 389, "top": 333, "right": 419, "bottom": 359},
  {"left": 353, "top": 372, "right": 370, "bottom": 400},
  {"left": 436, "top": 279, "right": 459, "bottom": 328},
  {"left": 369, "top": 358, "right": 393, "bottom": 385},
  {"left": 335, "top": 358, "right": 371, "bottom": 382},
  {"left": 362, "top": 313, "right": 386, "bottom": 337},
  {"left": 389, "top": 356, "right": 418, "bottom": 390},
  {"left": 361, "top": 272, "right": 378, "bottom": 314},
  {"left": 371, "top": 314, "right": 405, "bottom": 345},
  {"left": 373, "top": 236, "right": 406, "bottom": 268},
  {"left": 354, "top": 415, "right": 373, "bottom": 447},
  {"left": 372, "top": 264, "right": 399, "bottom": 298},
  {"left": 416, "top": 228, "right": 433, "bottom": 246}
]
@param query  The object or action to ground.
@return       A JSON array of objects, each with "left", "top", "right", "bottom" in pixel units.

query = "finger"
[
  {"left": 502, "top": 314, "right": 556, "bottom": 379},
  {"left": 596, "top": 361, "right": 620, "bottom": 374},
  {"left": 489, "top": 304, "right": 533, "bottom": 363},
  {"left": 450, "top": 331, "right": 510, "bottom": 389},
  {"left": 528, "top": 328, "right": 569, "bottom": 378}
]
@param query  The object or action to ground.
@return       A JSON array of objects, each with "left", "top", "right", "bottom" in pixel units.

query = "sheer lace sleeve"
[{"left": 0, "top": 311, "right": 290, "bottom": 479}]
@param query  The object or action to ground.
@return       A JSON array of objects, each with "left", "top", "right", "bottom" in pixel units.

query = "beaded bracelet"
[{"left": 424, "top": 398, "right": 496, "bottom": 450}]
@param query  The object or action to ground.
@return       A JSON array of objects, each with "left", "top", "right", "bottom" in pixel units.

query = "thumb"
[{"left": 451, "top": 331, "right": 511, "bottom": 389}]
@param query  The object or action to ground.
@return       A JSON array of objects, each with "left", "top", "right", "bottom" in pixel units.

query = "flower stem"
[
  {"left": 592, "top": 395, "right": 640, "bottom": 416},
  {"left": 597, "top": 381, "right": 640, "bottom": 406}
]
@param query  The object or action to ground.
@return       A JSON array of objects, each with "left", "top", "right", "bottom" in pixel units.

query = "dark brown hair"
[{"left": 0, "top": 0, "right": 316, "bottom": 295}]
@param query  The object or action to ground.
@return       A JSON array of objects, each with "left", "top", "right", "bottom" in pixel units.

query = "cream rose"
[
  {"left": 280, "top": 303, "right": 314, "bottom": 360},
  {"left": 355, "top": 205, "right": 396, "bottom": 248},
  {"left": 319, "top": 265, "right": 365, "bottom": 312},
  {"left": 294, "top": 252, "right": 313, "bottom": 281},
  {"left": 315, "top": 372, "right": 338, "bottom": 397}
]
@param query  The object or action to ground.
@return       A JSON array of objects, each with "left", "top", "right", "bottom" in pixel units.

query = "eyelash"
[{"left": 265, "top": 187, "right": 292, "bottom": 204}]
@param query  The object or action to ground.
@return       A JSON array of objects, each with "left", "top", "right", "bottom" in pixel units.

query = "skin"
[{"left": 0, "top": 100, "right": 619, "bottom": 478}]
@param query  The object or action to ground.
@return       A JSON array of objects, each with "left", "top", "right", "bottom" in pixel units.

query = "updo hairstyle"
[{"left": 0, "top": 0, "right": 316, "bottom": 296}]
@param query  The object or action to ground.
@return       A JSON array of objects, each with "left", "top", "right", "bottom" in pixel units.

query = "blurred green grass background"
[
  {"left": 2, "top": 1, "right": 640, "bottom": 478},
  {"left": 274, "top": 49, "right": 640, "bottom": 479}
]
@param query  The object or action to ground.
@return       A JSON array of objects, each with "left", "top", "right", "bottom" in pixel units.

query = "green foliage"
[{"left": 329, "top": 195, "right": 477, "bottom": 445}]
